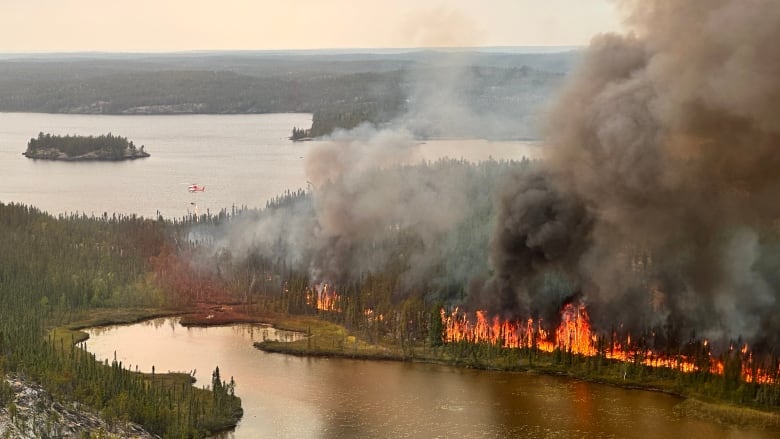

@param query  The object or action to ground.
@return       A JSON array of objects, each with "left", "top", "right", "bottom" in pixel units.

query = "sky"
[{"left": 0, "top": 0, "right": 622, "bottom": 52}]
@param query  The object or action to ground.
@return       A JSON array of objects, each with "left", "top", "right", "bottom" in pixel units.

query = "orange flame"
[
  {"left": 555, "top": 304, "right": 596, "bottom": 356},
  {"left": 307, "top": 283, "right": 341, "bottom": 312},
  {"left": 441, "top": 304, "right": 775, "bottom": 384}
]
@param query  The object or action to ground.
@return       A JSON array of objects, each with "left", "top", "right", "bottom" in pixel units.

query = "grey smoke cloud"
[
  {"left": 198, "top": 0, "right": 780, "bottom": 350},
  {"left": 484, "top": 0, "right": 780, "bottom": 346},
  {"left": 201, "top": 32, "right": 548, "bottom": 295},
  {"left": 302, "top": 126, "right": 513, "bottom": 290},
  {"left": 205, "top": 123, "right": 510, "bottom": 297}
]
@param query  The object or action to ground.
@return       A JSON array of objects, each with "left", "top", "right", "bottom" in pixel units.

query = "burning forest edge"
[
  {"left": 185, "top": 150, "right": 780, "bottom": 424},
  {"left": 252, "top": 283, "right": 780, "bottom": 430},
  {"left": 237, "top": 1, "right": 780, "bottom": 421}
]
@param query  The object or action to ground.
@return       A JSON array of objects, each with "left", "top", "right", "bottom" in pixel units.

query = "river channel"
[{"left": 85, "top": 318, "right": 774, "bottom": 438}]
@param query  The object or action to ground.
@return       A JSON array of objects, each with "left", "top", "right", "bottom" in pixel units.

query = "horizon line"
[{"left": 0, "top": 45, "right": 583, "bottom": 57}]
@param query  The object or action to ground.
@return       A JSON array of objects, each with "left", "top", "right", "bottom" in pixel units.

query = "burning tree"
[{"left": 438, "top": 303, "right": 779, "bottom": 387}]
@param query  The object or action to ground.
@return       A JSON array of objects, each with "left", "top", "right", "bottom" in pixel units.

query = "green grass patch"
[{"left": 254, "top": 314, "right": 404, "bottom": 360}]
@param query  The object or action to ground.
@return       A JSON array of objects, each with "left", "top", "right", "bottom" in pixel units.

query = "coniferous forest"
[
  {"left": 3, "top": 158, "right": 780, "bottom": 437},
  {"left": 0, "top": 204, "right": 240, "bottom": 438}
]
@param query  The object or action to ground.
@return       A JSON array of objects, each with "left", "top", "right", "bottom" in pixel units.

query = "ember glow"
[
  {"left": 307, "top": 283, "right": 341, "bottom": 312},
  {"left": 441, "top": 304, "right": 776, "bottom": 384}
]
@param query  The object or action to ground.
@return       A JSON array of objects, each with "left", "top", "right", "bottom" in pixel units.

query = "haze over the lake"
[{"left": 0, "top": 0, "right": 621, "bottom": 52}]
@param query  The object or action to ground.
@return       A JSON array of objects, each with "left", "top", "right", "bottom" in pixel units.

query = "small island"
[{"left": 23, "top": 132, "right": 150, "bottom": 161}]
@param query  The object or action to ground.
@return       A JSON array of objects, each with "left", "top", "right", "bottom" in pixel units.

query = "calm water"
[
  {"left": 0, "top": 113, "right": 543, "bottom": 218},
  {"left": 85, "top": 319, "right": 773, "bottom": 439}
]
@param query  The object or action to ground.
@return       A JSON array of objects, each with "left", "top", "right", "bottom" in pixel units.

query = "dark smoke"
[
  {"left": 197, "top": 0, "right": 780, "bottom": 351},
  {"left": 485, "top": 0, "right": 780, "bottom": 347},
  {"left": 470, "top": 168, "right": 591, "bottom": 322}
]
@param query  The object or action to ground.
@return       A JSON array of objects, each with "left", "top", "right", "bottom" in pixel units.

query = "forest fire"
[
  {"left": 307, "top": 283, "right": 341, "bottom": 312},
  {"left": 441, "top": 304, "right": 775, "bottom": 384}
]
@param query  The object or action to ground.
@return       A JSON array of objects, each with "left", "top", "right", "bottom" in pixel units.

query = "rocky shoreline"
[
  {"left": 22, "top": 147, "right": 150, "bottom": 161},
  {"left": 0, "top": 374, "right": 156, "bottom": 439}
]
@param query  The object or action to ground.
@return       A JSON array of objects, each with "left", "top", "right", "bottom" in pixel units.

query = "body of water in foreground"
[
  {"left": 0, "top": 113, "right": 543, "bottom": 218},
  {"left": 85, "top": 319, "right": 773, "bottom": 439}
]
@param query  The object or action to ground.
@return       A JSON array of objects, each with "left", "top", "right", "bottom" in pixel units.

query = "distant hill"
[{"left": 0, "top": 49, "right": 579, "bottom": 139}]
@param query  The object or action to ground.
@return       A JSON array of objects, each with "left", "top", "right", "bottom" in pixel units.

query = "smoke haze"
[
  {"left": 486, "top": 0, "right": 780, "bottom": 347},
  {"left": 198, "top": 0, "right": 780, "bottom": 351}
]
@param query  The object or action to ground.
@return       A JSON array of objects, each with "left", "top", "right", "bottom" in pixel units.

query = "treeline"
[
  {"left": 0, "top": 54, "right": 565, "bottom": 138},
  {"left": 0, "top": 69, "right": 405, "bottom": 121},
  {"left": 0, "top": 203, "right": 240, "bottom": 437},
  {"left": 26, "top": 132, "right": 146, "bottom": 159},
  {"left": 308, "top": 98, "right": 403, "bottom": 137},
  {"left": 290, "top": 126, "right": 311, "bottom": 140},
  {"left": 231, "top": 259, "right": 780, "bottom": 410},
  {"left": 424, "top": 332, "right": 780, "bottom": 408}
]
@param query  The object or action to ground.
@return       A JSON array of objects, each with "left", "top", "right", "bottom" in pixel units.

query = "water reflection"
[
  {"left": 0, "top": 113, "right": 544, "bottom": 218},
  {"left": 85, "top": 319, "right": 775, "bottom": 438}
]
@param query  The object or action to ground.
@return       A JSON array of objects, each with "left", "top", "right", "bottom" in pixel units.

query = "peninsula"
[{"left": 23, "top": 132, "right": 150, "bottom": 161}]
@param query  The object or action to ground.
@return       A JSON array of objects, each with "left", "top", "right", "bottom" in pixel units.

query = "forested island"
[{"left": 23, "top": 132, "right": 150, "bottom": 161}]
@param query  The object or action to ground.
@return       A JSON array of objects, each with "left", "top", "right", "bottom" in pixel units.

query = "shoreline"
[
  {"left": 254, "top": 332, "right": 780, "bottom": 432},
  {"left": 22, "top": 150, "right": 150, "bottom": 161},
  {"left": 50, "top": 306, "right": 244, "bottom": 438},
  {"left": 61, "top": 307, "right": 780, "bottom": 433}
]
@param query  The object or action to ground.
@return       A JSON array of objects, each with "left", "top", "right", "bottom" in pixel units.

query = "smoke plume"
[
  {"left": 199, "top": 0, "right": 780, "bottom": 351},
  {"left": 486, "top": 0, "right": 780, "bottom": 347},
  {"left": 204, "top": 15, "right": 543, "bottom": 299},
  {"left": 205, "top": 124, "right": 511, "bottom": 298}
]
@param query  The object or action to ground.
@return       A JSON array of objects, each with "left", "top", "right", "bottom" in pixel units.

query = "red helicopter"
[{"left": 187, "top": 184, "right": 206, "bottom": 192}]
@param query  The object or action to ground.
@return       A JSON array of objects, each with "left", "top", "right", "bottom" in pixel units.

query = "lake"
[
  {"left": 85, "top": 318, "right": 773, "bottom": 439},
  {"left": 0, "top": 113, "right": 544, "bottom": 218}
]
